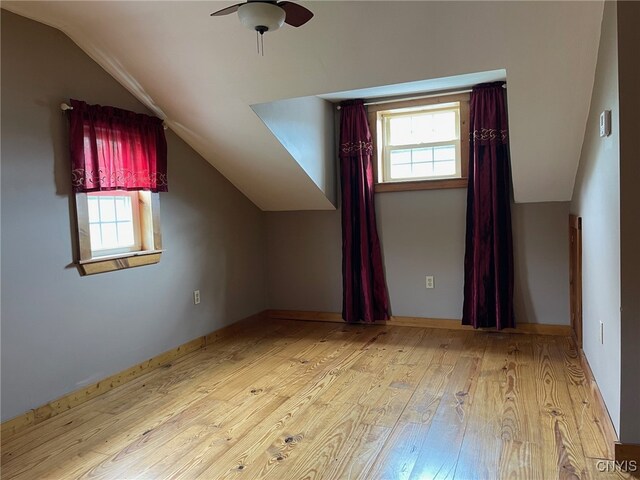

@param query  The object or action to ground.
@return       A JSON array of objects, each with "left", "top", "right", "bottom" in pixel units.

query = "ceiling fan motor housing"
[{"left": 238, "top": 2, "right": 285, "bottom": 33}]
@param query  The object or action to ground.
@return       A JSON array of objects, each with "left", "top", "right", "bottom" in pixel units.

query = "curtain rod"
[
  {"left": 335, "top": 84, "right": 506, "bottom": 110},
  {"left": 61, "top": 103, "right": 168, "bottom": 130}
]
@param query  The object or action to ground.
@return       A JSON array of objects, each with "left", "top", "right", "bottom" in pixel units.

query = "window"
[
  {"left": 382, "top": 103, "right": 460, "bottom": 181},
  {"left": 67, "top": 99, "right": 167, "bottom": 275},
  {"left": 75, "top": 190, "right": 162, "bottom": 275},
  {"left": 369, "top": 93, "right": 470, "bottom": 192},
  {"left": 87, "top": 191, "right": 141, "bottom": 256}
]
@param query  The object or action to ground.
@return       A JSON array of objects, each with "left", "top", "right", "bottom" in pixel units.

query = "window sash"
[
  {"left": 382, "top": 105, "right": 460, "bottom": 143},
  {"left": 383, "top": 140, "right": 462, "bottom": 182},
  {"left": 87, "top": 191, "right": 141, "bottom": 257},
  {"left": 381, "top": 104, "right": 462, "bottom": 183}
]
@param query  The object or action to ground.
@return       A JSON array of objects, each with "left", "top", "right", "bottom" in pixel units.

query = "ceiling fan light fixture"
[{"left": 237, "top": 2, "right": 285, "bottom": 33}]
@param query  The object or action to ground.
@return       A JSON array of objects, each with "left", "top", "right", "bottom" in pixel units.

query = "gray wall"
[
  {"left": 267, "top": 188, "right": 570, "bottom": 325},
  {"left": 512, "top": 202, "right": 570, "bottom": 325},
  {"left": 617, "top": 0, "right": 640, "bottom": 445},
  {"left": 570, "top": 1, "right": 621, "bottom": 434},
  {"left": 252, "top": 96, "right": 336, "bottom": 207},
  {"left": 0, "top": 11, "right": 266, "bottom": 422}
]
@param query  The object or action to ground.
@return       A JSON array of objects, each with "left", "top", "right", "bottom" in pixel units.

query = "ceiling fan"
[{"left": 211, "top": 0, "right": 314, "bottom": 54}]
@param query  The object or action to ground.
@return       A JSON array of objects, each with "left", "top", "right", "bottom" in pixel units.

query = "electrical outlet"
[
  {"left": 193, "top": 290, "right": 201, "bottom": 305},
  {"left": 600, "top": 321, "right": 604, "bottom": 344},
  {"left": 426, "top": 276, "right": 434, "bottom": 289}
]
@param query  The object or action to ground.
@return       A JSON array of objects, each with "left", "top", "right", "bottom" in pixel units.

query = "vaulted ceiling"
[{"left": 3, "top": 1, "right": 604, "bottom": 210}]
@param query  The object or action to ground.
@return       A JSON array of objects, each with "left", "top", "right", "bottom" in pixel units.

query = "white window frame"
[
  {"left": 380, "top": 103, "right": 462, "bottom": 183},
  {"left": 368, "top": 92, "right": 470, "bottom": 193}
]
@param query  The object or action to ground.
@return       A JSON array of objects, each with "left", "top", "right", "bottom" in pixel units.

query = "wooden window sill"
[
  {"left": 375, "top": 177, "right": 468, "bottom": 193},
  {"left": 78, "top": 249, "right": 164, "bottom": 275}
]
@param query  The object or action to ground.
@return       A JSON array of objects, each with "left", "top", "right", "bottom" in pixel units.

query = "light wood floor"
[{"left": 0, "top": 319, "right": 631, "bottom": 479}]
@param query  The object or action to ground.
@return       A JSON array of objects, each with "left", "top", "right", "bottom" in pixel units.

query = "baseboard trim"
[
  {"left": 615, "top": 442, "right": 640, "bottom": 463},
  {"left": 0, "top": 311, "right": 266, "bottom": 441},
  {"left": 575, "top": 344, "right": 620, "bottom": 460},
  {"left": 266, "top": 310, "right": 572, "bottom": 336}
]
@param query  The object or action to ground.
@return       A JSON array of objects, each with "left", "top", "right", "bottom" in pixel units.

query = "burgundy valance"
[{"left": 68, "top": 99, "right": 168, "bottom": 193}]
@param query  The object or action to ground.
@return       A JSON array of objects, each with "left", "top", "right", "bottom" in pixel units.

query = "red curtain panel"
[
  {"left": 339, "top": 100, "right": 390, "bottom": 323},
  {"left": 68, "top": 99, "right": 168, "bottom": 192},
  {"left": 462, "top": 82, "right": 514, "bottom": 329}
]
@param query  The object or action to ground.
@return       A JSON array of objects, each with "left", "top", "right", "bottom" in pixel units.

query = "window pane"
[
  {"left": 413, "top": 162, "right": 435, "bottom": 178},
  {"left": 412, "top": 147, "right": 432, "bottom": 164},
  {"left": 412, "top": 114, "right": 437, "bottom": 143},
  {"left": 115, "top": 196, "right": 133, "bottom": 221},
  {"left": 100, "top": 223, "right": 118, "bottom": 249},
  {"left": 390, "top": 149, "right": 411, "bottom": 166},
  {"left": 87, "top": 193, "right": 140, "bottom": 253},
  {"left": 390, "top": 163, "right": 412, "bottom": 179},
  {"left": 430, "top": 111, "right": 456, "bottom": 141},
  {"left": 99, "top": 197, "right": 116, "bottom": 222},
  {"left": 117, "top": 222, "right": 135, "bottom": 246},
  {"left": 388, "top": 109, "right": 458, "bottom": 146},
  {"left": 434, "top": 160, "right": 457, "bottom": 176},
  {"left": 89, "top": 224, "right": 102, "bottom": 251},
  {"left": 87, "top": 197, "right": 100, "bottom": 223},
  {"left": 389, "top": 116, "right": 412, "bottom": 145},
  {"left": 434, "top": 145, "right": 456, "bottom": 161}
]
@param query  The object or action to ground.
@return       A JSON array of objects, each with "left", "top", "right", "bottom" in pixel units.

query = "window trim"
[
  {"left": 368, "top": 92, "right": 470, "bottom": 193},
  {"left": 381, "top": 103, "right": 461, "bottom": 182},
  {"left": 75, "top": 190, "right": 163, "bottom": 275}
]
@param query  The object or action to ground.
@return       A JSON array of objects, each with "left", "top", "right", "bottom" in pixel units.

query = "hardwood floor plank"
[
  {"left": 1, "top": 321, "right": 617, "bottom": 480},
  {"left": 453, "top": 376, "right": 504, "bottom": 479},
  {"left": 2, "top": 387, "right": 222, "bottom": 478},
  {"left": 1, "top": 408, "right": 105, "bottom": 465},
  {"left": 362, "top": 365, "right": 419, "bottom": 427},
  {"left": 276, "top": 403, "right": 371, "bottom": 480},
  {"left": 319, "top": 423, "right": 391, "bottom": 480},
  {"left": 193, "top": 401, "right": 334, "bottom": 479},
  {"left": 350, "top": 327, "right": 410, "bottom": 373},
  {"left": 365, "top": 421, "right": 432, "bottom": 480},
  {"left": 556, "top": 336, "right": 615, "bottom": 460},
  {"left": 534, "top": 339, "right": 590, "bottom": 479},
  {"left": 0, "top": 413, "right": 116, "bottom": 480},
  {"left": 408, "top": 355, "right": 481, "bottom": 479},
  {"left": 188, "top": 328, "right": 387, "bottom": 478},
  {"left": 399, "top": 363, "right": 455, "bottom": 425},
  {"left": 88, "top": 393, "right": 288, "bottom": 479},
  {"left": 3, "top": 450, "right": 110, "bottom": 480},
  {"left": 498, "top": 341, "right": 539, "bottom": 444},
  {"left": 428, "top": 331, "right": 468, "bottom": 367},
  {"left": 498, "top": 440, "right": 543, "bottom": 479},
  {"left": 386, "top": 327, "right": 431, "bottom": 366},
  {"left": 146, "top": 394, "right": 285, "bottom": 479}
]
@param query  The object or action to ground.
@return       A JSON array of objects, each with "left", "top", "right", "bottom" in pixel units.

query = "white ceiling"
[{"left": 3, "top": 1, "right": 604, "bottom": 210}]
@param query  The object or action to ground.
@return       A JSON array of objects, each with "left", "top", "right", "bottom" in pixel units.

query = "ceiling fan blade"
[
  {"left": 278, "top": 1, "right": 313, "bottom": 27},
  {"left": 210, "top": 3, "right": 243, "bottom": 16}
]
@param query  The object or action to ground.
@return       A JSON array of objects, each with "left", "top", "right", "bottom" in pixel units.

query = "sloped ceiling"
[{"left": 2, "top": 1, "right": 603, "bottom": 210}]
